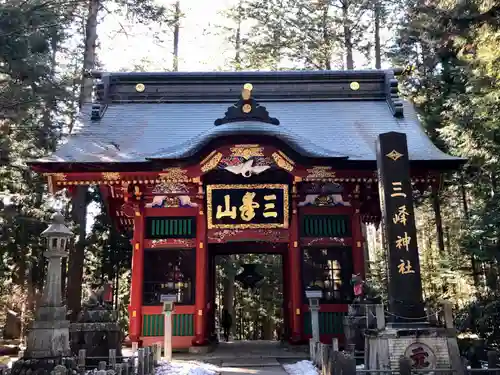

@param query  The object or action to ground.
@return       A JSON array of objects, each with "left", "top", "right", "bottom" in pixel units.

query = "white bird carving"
[{"left": 225, "top": 159, "right": 270, "bottom": 178}]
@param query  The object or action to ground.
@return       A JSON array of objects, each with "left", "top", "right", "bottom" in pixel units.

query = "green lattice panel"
[
  {"left": 145, "top": 217, "right": 196, "bottom": 239},
  {"left": 142, "top": 314, "right": 194, "bottom": 336},
  {"left": 301, "top": 215, "right": 351, "bottom": 237},
  {"left": 303, "top": 311, "right": 346, "bottom": 335}
]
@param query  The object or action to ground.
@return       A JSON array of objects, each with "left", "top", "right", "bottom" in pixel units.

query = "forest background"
[{"left": 1, "top": 0, "right": 500, "bottom": 349}]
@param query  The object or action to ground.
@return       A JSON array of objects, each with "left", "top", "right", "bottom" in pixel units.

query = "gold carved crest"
[
  {"left": 159, "top": 168, "right": 189, "bottom": 182},
  {"left": 271, "top": 152, "right": 294, "bottom": 172},
  {"left": 201, "top": 152, "right": 223, "bottom": 173},
  {"left": 306, "top": 166, "right": 336, "bottom": 180},
  {"left": 43, "top": 173, "right": 67, "bottom": 181},
  {"left": 230, "top": 144, "right": 264, "bottom": 159},
  {"left": 102, "top": 172, "right": 120, "bottom": 181}
]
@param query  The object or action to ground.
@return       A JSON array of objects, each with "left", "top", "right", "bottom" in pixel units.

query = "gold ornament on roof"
[
  {"left": 386, "top": 150, "right": 403, "bottom": 161},
  {"left": 102, "top": 172, "right": 120, "bottom": 180},
  {"left": 159, "top": 168, "right": 189, "bottom": 181},
  {"left": 200, "top": 150, "right": 217, "bottom": 165},
  {"left": 350, "top": 81, "right": 360, "bottom": 91},
  {"left": 242, "top": 104, "right": 252, "bottom": 113},
  {"left": 43, "top": 173, "right": 67, "bottom": 181},
  {"left": 230, "top": 144, "right": 264, "bottom": 159},
  {"left": 135, "top": 83, "right": 146, "bottom": 92},
  {"left": 242, "top": 89, "right": 251, "bottom": 100},
  {"left": 201, "top": 152, "right": 223, "bottom": 172},
  {"left": 306, "top": 166, "right": 336, "bottom": 180},
  {"left": 272, "top": 152, "right": 294, "bottom": 172}
]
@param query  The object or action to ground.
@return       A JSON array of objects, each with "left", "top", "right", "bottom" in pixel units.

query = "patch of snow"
[
  {"left": 83, "top": 360, "right": 218, "bottom": 375},
  {"left": 283, "top": 360, "right": 319, "bottom": 375},
  {"left": 356, "top": 364, "right": 365, "bottom": 370},
  {"left": 155, "top": 360, "right": 219, "bottom": 375}
]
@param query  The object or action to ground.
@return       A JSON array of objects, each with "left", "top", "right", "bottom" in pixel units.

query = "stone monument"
[
  {"left": 11, "top": 213, "right": 72, "bottom": 375},
  {"left": 363, "top": 132, "right": 464, "bottom": 375},
  {"left": 69, "top": 281, "right": 123, "bottom": 366}
]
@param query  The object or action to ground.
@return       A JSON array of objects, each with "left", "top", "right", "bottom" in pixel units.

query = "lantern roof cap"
[{"left": 41, "top": 212, "right": 72, "bottom": 238}]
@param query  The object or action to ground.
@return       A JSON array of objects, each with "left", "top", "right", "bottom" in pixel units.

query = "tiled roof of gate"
[{"left": 33, "top": 70, "right": 463, "bottom": 165}]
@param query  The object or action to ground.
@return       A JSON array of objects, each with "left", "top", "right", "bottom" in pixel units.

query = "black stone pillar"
[{"left": 376, "top": 132, "right": 426, "bottom": 323}]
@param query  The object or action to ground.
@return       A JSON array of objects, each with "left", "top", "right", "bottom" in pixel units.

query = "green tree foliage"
[
  {"left": 390, "top": 0, "right": 500, "bottom": 345},
  {"left": 0, "top": 0, "right": 77, "bottom": 334},
  {"left": 85, "top": 188, "right": 132, "bottom": 332},
  {"left": 217, "top": 0, "right": 376, "bottom": 70}
]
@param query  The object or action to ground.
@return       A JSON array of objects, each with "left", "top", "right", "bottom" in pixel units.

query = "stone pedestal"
[
  {"left": 70, "top": 288, "right": 123, "bottom": 367},
  {"left": 310, "top": 306, "right": 320, "bottom": 343},
  {"left": 25, "top": 314, "right": 70, "bottom": 358},
  {"left": 364, "top": 304, "right": 464, "bottom": 375},
  {"left": 70, "top": 321, "right": 122, "bottom": 364},
  {"left": 366, "top": 326, "right": 453, "bottom": 370}
]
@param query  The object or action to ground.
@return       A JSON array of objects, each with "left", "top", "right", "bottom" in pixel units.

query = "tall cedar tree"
[
  {"left": 0, "top": 0, "right": 75, "bottom": 333},
  {"left": 66, "top": 0, "right": 178, "bottom": 321}
]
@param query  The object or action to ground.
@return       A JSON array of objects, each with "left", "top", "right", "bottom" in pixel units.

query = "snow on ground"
[
  {"left": 82, "top": 360, "right": 218, "bottom": 375},
  {"left": 155, "top": 360, "right": 219, "bottom": 375},
  {"left": 283, "top": 359, "right": 365, "bottom": 375},
  {"left": 283, "top": 360, "right": 319, "bottom": 375}
]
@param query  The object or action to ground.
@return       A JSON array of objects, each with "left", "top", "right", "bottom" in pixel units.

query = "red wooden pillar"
[
  {"left": 193, "top": 206, "right": 208, "bottom": 346},
  {"left": 128, "top": 204, "right": 145, "bottom": 343},
  {"left": 351, "top": 204, "right": 365, "bottom": 277},
  {"left": 289, "top": 198, "right": 303, "bottom": 343}
]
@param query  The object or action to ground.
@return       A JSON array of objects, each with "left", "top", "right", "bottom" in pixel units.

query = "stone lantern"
[{"left": 25, "top": 212, "right": 72, "bottom": 359}]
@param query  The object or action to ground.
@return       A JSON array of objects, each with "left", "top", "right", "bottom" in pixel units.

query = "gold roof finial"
[{"left": 241, "top": 83, "right": 253, "bottom": 100}]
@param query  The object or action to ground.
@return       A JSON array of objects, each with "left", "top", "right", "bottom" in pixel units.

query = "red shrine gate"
[
  {"left": 127, "top": 143, "right": 366, "bottom": 348},
  {"left": 29, "top": 69, "right": 462, "bottom": 350}
]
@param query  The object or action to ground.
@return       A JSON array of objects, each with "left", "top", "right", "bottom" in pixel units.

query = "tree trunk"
[
  {"left": 322, "top": 0, "right": 331, "bottom": 70},
  {"left": 66, "top": 0, "right": 99, "bottom": 321},
  {"left": 262, "top": 293, "right": 274, "bottom": 340},
  {"left": 39, "top": 34, "right": 59, "bottom": 151},
  {"left": 432, "top": 185, "right": 445, "bottom": 255},
  {"left": 223, "top": 256, "right": 236, "bottom": 337},
  {"left": 460, "top": 173, "right": 480, "bottom": 288},
  {"left": 78, "top": 0, "right": 99, "bottom": 111},
  {"left": 172, "top": 0, "right": 180, "bottom": 72},
  {"left": 234, "top": 0, "right": 243, "bottom": 70},
  {"left": 66, "top": 186, "right": 88, "bottom": 320},
  {"left": 342, "top": 0, "right": 354, "bottom": 69},
  {"left": 361, "top": 222, "right": 370, "bottom": 276},
  {"left": 374, "top": 0, "right": 381, "bottom": 69}
]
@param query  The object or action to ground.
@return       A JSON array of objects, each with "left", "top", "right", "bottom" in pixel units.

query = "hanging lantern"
[{"left": 235, "top": 264, "right": 264, "bottom": 289}]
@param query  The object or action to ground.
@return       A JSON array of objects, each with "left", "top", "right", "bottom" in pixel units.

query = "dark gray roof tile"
[{"left": 35, "top": 100, "right": 460, "bottom": 163}]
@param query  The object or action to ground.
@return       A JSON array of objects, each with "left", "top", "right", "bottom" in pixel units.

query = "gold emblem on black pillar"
[{"left": 386, "top": 149, "right": 403, "bottom": 161}]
